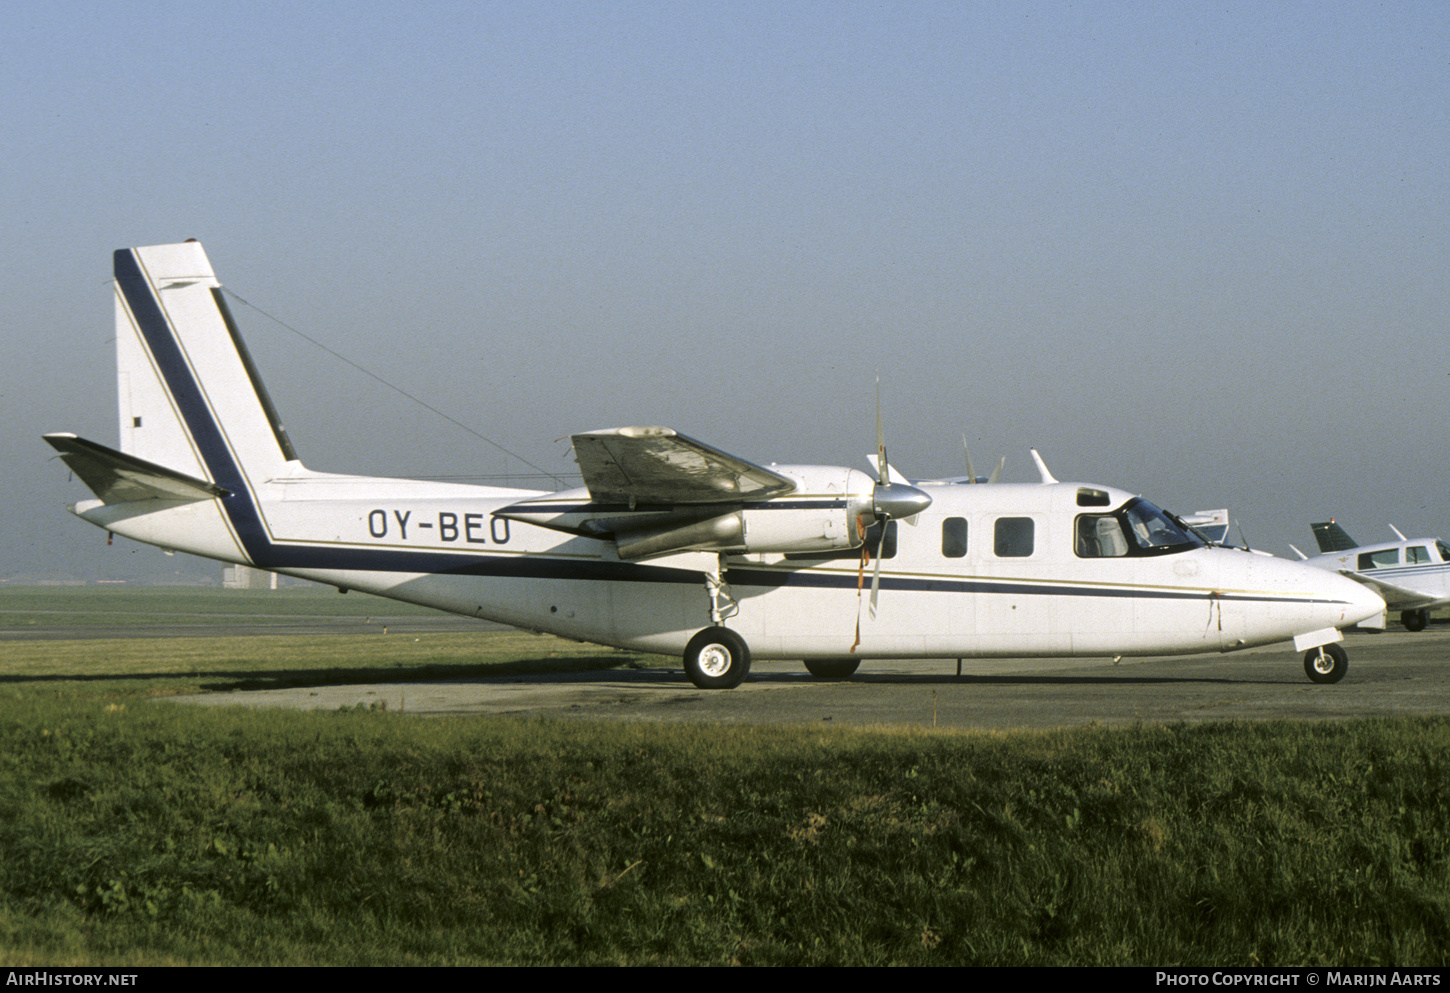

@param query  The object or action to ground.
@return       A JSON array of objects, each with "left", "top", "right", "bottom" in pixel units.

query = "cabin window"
[
  {"left": 994, "top": 517, "right": 1034, "bottom": 558},
  {"left": 1074, "top": 499, "right": 1205, "bottom": 558},
  {"left": 1076, "top": 488, "right": 1111, "bottom": 507},
  {"left": 1358, "top": 549, "right": 1399, "bottom": 570},
  {"left": 1408, "top": 546, "right": 1432, "bottom": 565},
  {"left": 942, "top": 517, "right": 968, "bottom": 558},
  {"left": 1439, "top": 541, "right": 1450, "bottom": 563}
]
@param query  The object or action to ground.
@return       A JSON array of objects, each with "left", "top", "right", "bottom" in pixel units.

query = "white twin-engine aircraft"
[
  {"left": 46, "top": 242, "right": 1384, "bottom": 689},
  {"left": 1294, "top": 520, "right": 1450, "bottom": 633}
]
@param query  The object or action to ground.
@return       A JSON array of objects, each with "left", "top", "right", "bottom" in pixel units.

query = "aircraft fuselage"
[
  {"left": 48, "top": 241, "right": 1385, "bottom": 687},
  {"left": 72, "top": 470, "right": 1381, "bottom": 662}
]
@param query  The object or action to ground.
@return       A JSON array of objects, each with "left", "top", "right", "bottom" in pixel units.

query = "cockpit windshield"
[{"left": 1075, "top": 498, "right": 1208, "bottom": 558}]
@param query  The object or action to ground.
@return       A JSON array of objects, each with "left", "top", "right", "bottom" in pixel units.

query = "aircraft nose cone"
[
  {"left": 1233, "top": 552, "right": 1386, "bottom": 646},
  {"left": 1335, "top": 573, "right": 1387, "bottom": 628}
]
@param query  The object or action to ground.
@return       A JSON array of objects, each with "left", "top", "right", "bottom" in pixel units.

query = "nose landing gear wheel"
[
  {"left": 684, "top": 627, "right": 751, "bottom": 689},
  {"left": 1303, "top": 643, "right": 1348, "bottom": 684}
]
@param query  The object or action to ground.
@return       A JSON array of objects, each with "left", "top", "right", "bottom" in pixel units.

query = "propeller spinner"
[{"left": 872, "top": 479, "right": 933, "bottom": 520}]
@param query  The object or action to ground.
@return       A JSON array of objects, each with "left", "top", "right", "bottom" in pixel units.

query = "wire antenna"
[{"left": 222, "top": 288, "right": 566, "bottom": 486}]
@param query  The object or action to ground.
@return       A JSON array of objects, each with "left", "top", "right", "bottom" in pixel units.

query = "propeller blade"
[
  {"left": 852, "top": 379, "right": 933, "bottom": 647},
  {"left": 962, "top": 435, "right": 1004, "bottom": 484},
  {"left": 874, "top": 378, "right": 887, "bottom": 484},
  {"left": 868, "top": 523, "right": 886, "bottom": 618},
  {"left": 851, "top": 514, "right": 870, "bottom": 653}
]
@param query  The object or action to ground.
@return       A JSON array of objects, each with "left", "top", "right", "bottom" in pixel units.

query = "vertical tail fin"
[
  {"left": 114, "top": 242, "right": 300, "bottom": 492},
  {"left": 1310, "top": 520, "right": 1358, "bottom": 554}
]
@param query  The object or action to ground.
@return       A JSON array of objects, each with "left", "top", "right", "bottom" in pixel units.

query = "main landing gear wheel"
[
  {"left": 1303, "top": 643, "right": 1348, "bottom": 684},
  {"left": 1402, "top": 609, "right": 1430, "bottom": 632},
  {"left": 684, "top": 627, "right": 751, "bottom": 689},
  {"left": 803, "top": 658, "right": 861, "bottom": 680}
]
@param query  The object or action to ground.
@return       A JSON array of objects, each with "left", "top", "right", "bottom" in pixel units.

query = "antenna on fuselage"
[
  {"left": 1236, "top": 519, "right": 1256, "bottom": 554},
  {"left": 1030, "top": 449, "right": 1057, "bottom": 484}
]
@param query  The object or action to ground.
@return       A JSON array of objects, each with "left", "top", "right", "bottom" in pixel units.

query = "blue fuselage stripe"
[{"left": 116, "top": 251, "right": 275, "bottom": 558}]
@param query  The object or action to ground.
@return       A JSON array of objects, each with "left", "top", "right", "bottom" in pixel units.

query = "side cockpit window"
[
  {"left": 1075, "top": 498, "right": 1205, "bottom": 558},
  {"left": 1076, "top": 515, "right": 1129, "bottom": 557},
  {"left": 1358, "top": 549, "right": 1399, "bottom": 570}
]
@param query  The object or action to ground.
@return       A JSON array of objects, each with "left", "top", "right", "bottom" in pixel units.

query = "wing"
[
  {"left": 44, "top": 433, "right": 229, "bottom": 504},
  {"left": 1342, "top": 570, "right": 1448, "bottom": 610},
  {"left": 570, "top": 426, "right": 795, "bottom": 505}
]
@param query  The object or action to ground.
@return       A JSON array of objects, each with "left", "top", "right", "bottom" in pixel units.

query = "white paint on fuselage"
[{"left": 76, "top": 472, "right": 1385, "bottom": 663}]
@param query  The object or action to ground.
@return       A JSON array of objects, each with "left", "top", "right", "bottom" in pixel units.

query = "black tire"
[
  {"left": 1303, "top": 643, "right": 1348, "bottom": 684},
  {"left": 803, "top": 657, "right": 861, "bottom": 680},
  {"left": 1402, "top": 609, "right": 1430, "bottom": 632},
  {"left": 684, "top": 627, "right": 750, "bottom": 689}
]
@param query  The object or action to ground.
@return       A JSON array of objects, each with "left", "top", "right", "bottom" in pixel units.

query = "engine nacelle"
[{"left": 614, "top": 466, "right": 875, "bottom": 560}]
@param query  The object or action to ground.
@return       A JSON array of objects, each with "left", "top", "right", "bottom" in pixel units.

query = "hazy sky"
[{"left": 6, "top": 1, "right": 1448, "bottom": 581}]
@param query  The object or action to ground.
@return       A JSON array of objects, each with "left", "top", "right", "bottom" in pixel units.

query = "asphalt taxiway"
[{"left": 165, "top": 626, "right": 1450, "bottom": 731}]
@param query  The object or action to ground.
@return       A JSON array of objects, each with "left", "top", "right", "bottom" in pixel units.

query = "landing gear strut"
[{"left": 1303, "top": 643, "right": 1348, "bottom": 684}]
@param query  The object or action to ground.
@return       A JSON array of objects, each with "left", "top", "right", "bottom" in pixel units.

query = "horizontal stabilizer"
[{"left": 44, "top": 433, "right": 229, "bottom": 504}]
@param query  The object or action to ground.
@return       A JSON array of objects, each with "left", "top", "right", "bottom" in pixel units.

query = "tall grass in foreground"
[{"left": 2, "top": 694, "right": 1448, "bottom": 965}]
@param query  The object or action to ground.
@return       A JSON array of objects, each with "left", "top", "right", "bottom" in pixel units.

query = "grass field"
[
  {"left": 0, "top": 583, "right": 446, "bottom": 629},
  {"left": 2, "top": 586, "right": 1448, "bottom": 965}
]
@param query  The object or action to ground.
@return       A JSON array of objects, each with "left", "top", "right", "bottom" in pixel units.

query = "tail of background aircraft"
[{"left": 1311, "top": 520, "right": 1358, "bottom": 554}]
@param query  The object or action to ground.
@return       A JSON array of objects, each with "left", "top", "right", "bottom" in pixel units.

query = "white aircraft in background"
[
  {"left": 45, "top": 242, "right": 1383, "bottom": 688},
  {"left": 1182, "top": 509, "right": 1230, "bottom": 545},
  {"left": 1292, "top": 520, "right": 1450, "bottom": 632}
]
